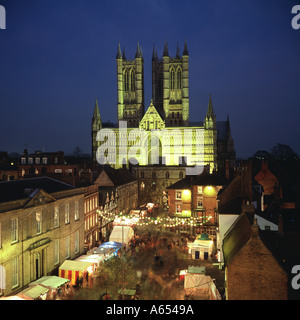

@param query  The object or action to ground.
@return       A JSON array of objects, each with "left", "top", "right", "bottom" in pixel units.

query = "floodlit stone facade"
[
  {"left": 0, "top": 178, "right": 85, "bottom": 297},
  {"left": 92, "top": 42, "right": 236, "bottom": 174}
]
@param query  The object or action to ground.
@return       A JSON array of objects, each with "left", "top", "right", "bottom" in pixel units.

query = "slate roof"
[
  {"left": 218, "top": 197, "right": 245, "bottom": 215},
  {"left": 0, "top": 177, "right": 75, "bottom": 203},
  {"left": 222, "top": 213, "right": 253, "bottom": 265},
  {"left": 166, "top": 177, "right": 192, "bottom": 190},
  {"left": 167, "top": 172, "right": 228, "bottom": 190},
  {"left": 98, "top": 166, "right": 136, "bottom": 187},
  {"left": 192, "top": 173, "right": 229, "bottom": 186}
]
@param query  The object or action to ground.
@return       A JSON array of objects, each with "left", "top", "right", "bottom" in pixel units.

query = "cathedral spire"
[
  {"left": 163, "top": 40, "right": 169, "bottom": 57},
  {"left": 206, "top": 94, "right": 215, "bottom": 119},
  {"left": 92, "top": 99, "right": 101, "bottom": 121},
  {"left": 116, "top": 42, "right": 122, "bottom": 59},
  {"left": 183, "top": 39, "right": 189, "bottom": 56},
  {"left": 135, "top": 41, "right": 142, "bottom": 58}
]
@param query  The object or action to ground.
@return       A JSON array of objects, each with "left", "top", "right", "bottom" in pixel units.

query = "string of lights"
[{"left": 97, "top": 210, "right": 213, "bottom": 227}]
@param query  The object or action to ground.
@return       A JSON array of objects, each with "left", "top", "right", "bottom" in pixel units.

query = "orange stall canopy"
[{"left": 58, "top": 260, "right": 93, "bottom": 285}]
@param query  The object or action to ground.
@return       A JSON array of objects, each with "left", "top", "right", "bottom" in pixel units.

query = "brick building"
[
  {"left": 223, "top": 213, "right": 288, "bottom": 300},
  {"left": 0, "top": 177, "right": 85, "bottom": 297},
  {"left": 93, "top": 166, "right": 138, "bottom": 240},
  {"left": 83, "top": 184, "right": 99, "bottom": 250},
  {"left": 19, "top": 150, "right": 81, "bottom": 186},
  {"left": 167, "top": 171, "right": 228, "bottom": 237}
]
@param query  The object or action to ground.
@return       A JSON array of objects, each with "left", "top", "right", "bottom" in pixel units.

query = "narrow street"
[{"left": 68, "top": 223, "right": 225, "bottom": 300}]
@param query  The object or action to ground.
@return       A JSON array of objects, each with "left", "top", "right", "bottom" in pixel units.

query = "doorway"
[{"left": 35, "top": 253, "right": 41, "bottom": 279}]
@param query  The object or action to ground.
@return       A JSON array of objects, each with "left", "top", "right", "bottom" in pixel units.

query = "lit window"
[
  {"left": 36, "top": 212, "right": 42, "bottom": 234},
  {"left": 176, "top": 190, "right": 182, "bottom": 200},
  {"left": 65, "top": 236, "right": 70, "bottom": 259},
  {"left": 197, "top": 186, "right": 203, "bottom": 194},
  {"left": 42, "top": 157, "right": 47, "bottom": 164},
  {"left": 28, "top": 158, "right": 33, "bottom": 164},
  {"left": 21, "top": 157, "right": 26, "bottom": 164},
  {"left": 197, "top": 197, "right": 203, "bottom": 208},
  {"left": 54, "top": 206, "right": 59, "bottom": 228},
  {"left": 65, "top": 204, "right": 70, "bottom": 224},
  {"left": 12, "top": 257, "right": 19, "bottom": 288},
  {"left": 176, "top": 204, "right": 182, "bottom": 213},
  {"left": 75, "top": 201, "right": 79, "bottom": 221},
  {"left": 54, "top": 239, "right": 59, "bottom": 265},
  {"left": 75, "top": 231, "right": 79, "bottom": 254},
  {"left": 10, "top": 218, "right": 18, "bottom": 243},
  {"left": 35, "top": 158, "right": 40, "bottom": 164}
]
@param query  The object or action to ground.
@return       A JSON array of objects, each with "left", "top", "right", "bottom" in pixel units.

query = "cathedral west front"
[{"left": 91, "top": 41, "right": 236, "bottom": 203}]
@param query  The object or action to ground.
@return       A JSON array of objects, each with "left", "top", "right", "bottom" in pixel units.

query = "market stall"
[
  {"left": 75, "top": 254, "right": 102, "bottom": 271},
  {"left": 17, "top": 284, "right": 49, "bottom": 300},
  {"left": 118, "top": 288, "right": 137, "bottom": 300},
  {"left": 29, "top": 276, "right": 70, "bottom": 299},
  {"left": 187, "top": 233, "right": 214, "bottom": 260},
  {"left": 109, "top": 226, "right": 134, "bottom": 246},
  {"left": 58, "top": 260, "right": 93, "bottom": 286},
  {"left": 0, "top": 295, "right": 26, "bottom": 300},
  {"left": 184, "top": 272, "right": 221, "bottom": 300}
]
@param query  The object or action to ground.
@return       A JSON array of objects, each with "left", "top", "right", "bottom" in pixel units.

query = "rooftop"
[{"left": 0, "top": 177, "right": 75, "bottom": 203}]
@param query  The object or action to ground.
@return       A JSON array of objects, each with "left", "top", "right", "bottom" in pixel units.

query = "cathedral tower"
[
  {"left": 204, "top": 94, "right": 217, "bottom": 172},
  {"left": 91, "top": 99, "right": 102, "bottom": 162},
  {"left": 116, "top": 42, "right": 145, "bottom": 128},
  {"left": 152, "top": 40, "right": 189, "bottom": 127}
]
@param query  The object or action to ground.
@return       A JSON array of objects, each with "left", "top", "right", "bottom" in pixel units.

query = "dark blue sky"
[{"left": 0, "top": 0, "right": 300, "bottom": 158}]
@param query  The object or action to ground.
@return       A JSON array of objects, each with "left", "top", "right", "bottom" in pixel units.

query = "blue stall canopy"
[
  {"left": 100, "top": 241, "right": 123, "bottom": 248},
  {"left": 93, "top": 241, "right": 123, "bottom": 255}
]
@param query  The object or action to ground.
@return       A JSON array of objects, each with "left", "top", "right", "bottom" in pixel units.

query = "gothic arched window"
[
  {"left": 124, "top": 69, "right": 129, "bottom": 91},
  {"left": 177, "top": 68, "right": 182, "bottom": 89},
  {"left": 170, "top": 67, "right": 175, "bottom": 89},
  {"left": 130, "top": 69, "right": 135, "bottom": 91}
]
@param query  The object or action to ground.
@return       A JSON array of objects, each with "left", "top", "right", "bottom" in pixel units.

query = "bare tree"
[{"left": 270, "top": 143, "right": 298, "bottom": 160}]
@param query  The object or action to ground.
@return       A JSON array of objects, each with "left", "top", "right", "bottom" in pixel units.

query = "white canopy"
[
  {"left": 184, "top": 273, "right": 220, "bottom": 300},
  {"left": 29, "top": 276, "right": 70, "bottom": 289},
  {"left": 75, "top": 255, "right": 102, "bottom": 265},
  {"left": 59, "top": 260, "right": 92, "bottom": 272},
  {"left": 0, "top": 296, "right": 26, "bottom": 300},
  {"left": 18, "top": 284, "right": 49, "bottom": 300},
  {"left": 109, "top": 226, "right": 134, "bottom": 245}
]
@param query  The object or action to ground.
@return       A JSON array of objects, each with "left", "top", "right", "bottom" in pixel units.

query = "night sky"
[{"left": 0, "top": 0, "right": 299, "bottom": 159}]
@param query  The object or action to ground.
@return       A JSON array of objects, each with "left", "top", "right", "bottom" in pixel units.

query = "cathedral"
[{"left": 91, "top": 41, "right": 235, "bottom": 177}]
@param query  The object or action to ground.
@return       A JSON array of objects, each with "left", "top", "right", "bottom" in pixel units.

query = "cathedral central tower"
[
  {"left": 116, "top": 42, "right": 145, "bottom": 128},
  {"left": 152, "top": 41, "right": 189, "bottom": 127}
]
